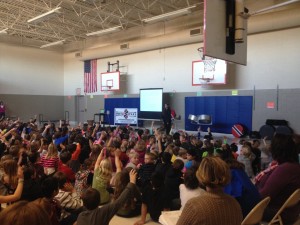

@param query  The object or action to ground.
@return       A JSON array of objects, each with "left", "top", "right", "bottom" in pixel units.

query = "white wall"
[
  {"left": 0, "top": 43, "right": 64, "bottom": 95},
  {"left": 236, "top": 27, "right": 300, "bottom": 90},
  {"left": 64, "top": 27, "right": 300, "bottom": 95},
  {"left": 1, "top": 27, "right": 299, "bottom": 96}
]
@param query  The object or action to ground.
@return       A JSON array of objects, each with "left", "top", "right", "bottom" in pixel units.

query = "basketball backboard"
[
  {"left": 100, "top": 71, "right": 120, "bottom": 91},
  {"left": 203, "top": 0, "right": 248, "bottom": 65}
]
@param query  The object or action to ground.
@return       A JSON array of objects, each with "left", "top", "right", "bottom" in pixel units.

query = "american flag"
[{"left": 84, "top": 59, "right": 97, "bottom": 93}]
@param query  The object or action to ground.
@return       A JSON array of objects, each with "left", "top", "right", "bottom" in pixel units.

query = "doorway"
[{"left": 75, "top": 96, "right": 86, "bottom": 124}]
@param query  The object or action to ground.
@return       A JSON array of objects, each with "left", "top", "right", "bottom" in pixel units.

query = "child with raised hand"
[
  {"left": 112, "top": 149, "right": 142, "bottom": 217},
  {"left": 53, "top": 171, "right": 82, "bottom": 224},
  {"left": 0, "top": 159, "right": 19, "bottom": 195},
  {"left": 40, "top": 142, "right": 59, "bottom": 175},
  {"left": 0, "top": 165, "right": 24, "bottom": 204},
  {"left": 76, "top": 169, "right": 138, "bottom": 225},
  {"left": 58, "top": 150, "right": 75, "bottom": 183},
  {"left": 91, "top": 148, "right": 113, "bottom": 205},
  {"left": 74, "top": 158, "right": 93, "bottom": 197}
]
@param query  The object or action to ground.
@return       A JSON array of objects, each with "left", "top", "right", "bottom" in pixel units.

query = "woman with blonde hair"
[
  {"left": 40, "top": 143, "right": 59, "bottom": 175},
  {"left": 92, "top": 148, "right": 113, "bottom": 204},
  {"left": 176, "top": 157, "right": 243, "bottom": 225}
]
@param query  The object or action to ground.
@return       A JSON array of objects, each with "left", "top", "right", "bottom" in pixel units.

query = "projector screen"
[
  {"left": 139, "top": 88, "right": 163, "bottom": 119},
  {"left": 140, "top": 88, "right": 163, "bottom": 112}
]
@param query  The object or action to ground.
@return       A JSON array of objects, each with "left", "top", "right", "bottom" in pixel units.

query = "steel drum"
[
  {"left": 198, "top": 114, "right": 212, "bottom": 124},
  {"left": 188, "top": 114, "right": 198, "bottom": 123}
]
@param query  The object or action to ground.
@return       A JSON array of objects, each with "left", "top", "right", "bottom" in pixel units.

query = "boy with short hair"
[
  {"left": 58, "top": 151, "right": 75, "bottom": 183},
  {"left": 137, "top": 152, "right": 156, "bottom": 187},
  {"left": 134, "top": 172, "right": 166, "bottom": 225},
  {"left": 76, "top": 170, "right": 137, "bottom": 225},
  {"left": 53, "top": 171, "right": 82, "bottom": 224}
]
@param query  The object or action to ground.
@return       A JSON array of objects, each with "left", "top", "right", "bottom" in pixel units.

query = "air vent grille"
[
  {"left": 190, "top": 28, "right": 202, "bottom": 36},
  {"left": 120, "top": 43, "right": 129, "bottom": 50},
  {"left": 75, "top": 52, "right": 82, "bottom": 57}
]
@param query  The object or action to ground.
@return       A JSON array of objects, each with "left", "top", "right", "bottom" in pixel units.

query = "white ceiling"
[{"left": 0, "top": 0, "right": 298, "bottom": 52}]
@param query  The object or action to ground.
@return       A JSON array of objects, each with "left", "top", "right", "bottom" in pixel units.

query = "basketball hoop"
[
  {"left": 197, "top": 47, "right": 204, "bottom": 60},
  {"left": 199, "top": 77, "right": 212, "bottom": 89},
  {"left": 102, "top": 85, "right": 112, "bottom": 93}
]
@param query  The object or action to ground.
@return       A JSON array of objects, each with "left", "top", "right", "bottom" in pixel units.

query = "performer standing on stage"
[
  {"left": 0, "top": 101, "right": 6, "bottom": 120},
  {"left": 162, "top": 103, "right": 172, "bottom": 135}
]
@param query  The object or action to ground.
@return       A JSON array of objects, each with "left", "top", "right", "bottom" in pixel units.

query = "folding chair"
[
  {"left": 268, "top": 188, "right": 300, "bottom": 225},
  {"left": 241, "top": 197, "right": 271, "bottom": 225}
]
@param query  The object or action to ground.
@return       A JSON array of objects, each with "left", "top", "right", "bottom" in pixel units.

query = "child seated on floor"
[
  {"left": 137, "top": 152, "right": 156, "bottom": 188},
  {"left": 91, "top": 148, "right": 113, "bottom": 205},
  {"left": 58, "top": 151, "right": 75, "bottom": 183},
  {"left": 134, "top": 172, "right": 166, "bottom": 225},
  {"left": 74, "top": 158, "right": 93, "bottom": 197},
  {"left": 126, "top": 151, "right": 140, "bottom": 170},
  {"left": 53, "top": 171, "right": 83, "bottom": 225},
  {"left": 237, "top": 145, "right": 256, "bottom": 178},
  {"left": 76, "top": 170, "right": 138, "bottom": 225}
]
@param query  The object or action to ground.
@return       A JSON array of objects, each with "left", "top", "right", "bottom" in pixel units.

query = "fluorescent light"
[
  {"left": 142, "top": 5, "right": 196, "bottom": 23},
  {"left": 27, "top": 7, "right": 61, "bottom": 23},
  {"left": 86, "top": 26, "right": 122, "bottom": 36},
  {"left": 40, "top": 39, "right": 65, "bottom": 48},
  {"left": 0, "top": 28, "right": 8, "bottom": 34}
]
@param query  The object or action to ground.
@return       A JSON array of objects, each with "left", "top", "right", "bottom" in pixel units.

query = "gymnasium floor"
[
  {"left": 110, "top": 214, "right": 159, "bottom": 225},
  {"left": 109, "top": 213, "right": 300, "bottom": 225}
]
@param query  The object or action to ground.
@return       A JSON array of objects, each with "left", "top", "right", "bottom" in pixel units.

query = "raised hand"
[{"left": 129, "top": 169, "right": 137, "bottom": 184}]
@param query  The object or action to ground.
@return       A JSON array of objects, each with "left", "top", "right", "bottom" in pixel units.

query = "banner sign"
[{"left": 114, "top": 108, "right": 138, "bottom": 125}]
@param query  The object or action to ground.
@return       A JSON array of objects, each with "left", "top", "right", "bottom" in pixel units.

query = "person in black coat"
[{"left": 162, "top": 104, "right": 172, "bottom": 135}]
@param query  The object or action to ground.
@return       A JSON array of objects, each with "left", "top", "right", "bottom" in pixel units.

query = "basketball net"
[
  {"left": 197, "top": 47, "right": 217, "bottom": 88},
  {"left": 199, "top": 77, "right": 210, "bottom": 89},
  {"left": 102, "top": 86, "right": 112, "bottom": 93}
]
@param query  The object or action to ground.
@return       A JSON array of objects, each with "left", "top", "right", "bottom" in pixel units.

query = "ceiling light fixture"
[
  {"left": 40, "top": 39, "right": 65, "bottom": 48},
  {"left": 142, "top": 5, "right": 196, "bottom": 23},
  {"left": 27, "top": 7, "right": 61, "bottom": 23},
  {"left": 86, "top": 26, "right": 122, "bottom": 36},
  {"left": 0, "top": 28, "right": 8, "bottom": 34}
]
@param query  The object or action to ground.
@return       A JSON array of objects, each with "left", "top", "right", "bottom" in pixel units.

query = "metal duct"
[{"left": 80, "top": 27, "right": 202, "bottom": 60}]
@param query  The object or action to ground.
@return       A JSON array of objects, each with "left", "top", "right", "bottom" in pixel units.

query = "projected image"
[{"left": 140, "top": 88, "right": 163, "bottom": 112}]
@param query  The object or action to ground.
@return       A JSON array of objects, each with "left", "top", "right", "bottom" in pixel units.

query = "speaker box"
[
  {"left": 259, "top": 125, "right": 275, "bottom": 140},
  {"left": 266, "top": 119, "right": 288, "bottom": 126}
]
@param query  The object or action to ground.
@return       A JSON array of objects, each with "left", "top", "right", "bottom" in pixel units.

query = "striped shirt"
[
  {"left": 55, "top": 190, "right": 82, "bottom": 218},
  {"left": 40, "top": 155, "right": 59, "bottom": 169}
]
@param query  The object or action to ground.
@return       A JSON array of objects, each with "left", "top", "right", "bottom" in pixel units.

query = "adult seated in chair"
[
  {"left": 176, "top": 156, "right": 243, "bottom": 225},
  {"left": 255, "top": 134, "right": 300, "bottom": 224}
]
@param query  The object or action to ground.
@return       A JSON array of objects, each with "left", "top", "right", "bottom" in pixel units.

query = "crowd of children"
[{"left": 0, "top": 116, "right": 299, "bottom": 225}]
